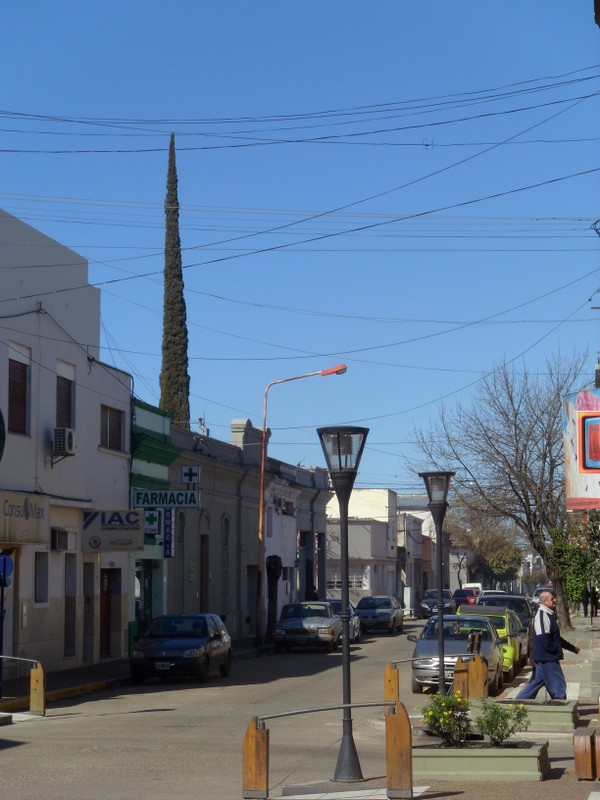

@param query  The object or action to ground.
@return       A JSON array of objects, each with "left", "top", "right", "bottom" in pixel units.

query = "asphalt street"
[{"left": 0, "top": 614, "right": 598, "bottom": 799}]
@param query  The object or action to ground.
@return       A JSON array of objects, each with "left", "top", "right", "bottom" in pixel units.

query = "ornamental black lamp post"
[
  {"left": 419, "top": 470, "right": 455, "bottom": 696},
  {"left": 318, "top": 425, "right": 369, "bottom": 783}
]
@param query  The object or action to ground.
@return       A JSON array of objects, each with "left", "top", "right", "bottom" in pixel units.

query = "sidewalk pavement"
[
  {"left": 0, "top": 616, "right": 599, "bottom": 799},
  {"left": 282, "top": 613, "right": 600, "bottom": 800}
]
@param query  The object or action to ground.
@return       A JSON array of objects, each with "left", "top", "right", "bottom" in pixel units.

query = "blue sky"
[{"left": 2, "top": 3, "right": 599, "bottom": 492}]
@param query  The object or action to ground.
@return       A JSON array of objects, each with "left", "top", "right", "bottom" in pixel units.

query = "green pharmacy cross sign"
[{"left": 181, "top": 465, "right": 199, "bottom": 484}]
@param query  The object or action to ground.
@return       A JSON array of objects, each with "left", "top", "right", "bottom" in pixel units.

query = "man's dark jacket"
[{"left": 531, "top": 603, "right": 577, "bottom": 663}]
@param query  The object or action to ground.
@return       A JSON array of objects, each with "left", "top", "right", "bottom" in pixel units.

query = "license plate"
[{"left": 155, "top": 662, "right": 172, "bottom": 670}]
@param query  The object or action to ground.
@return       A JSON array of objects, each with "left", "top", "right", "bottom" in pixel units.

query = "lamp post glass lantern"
[
  {"left": 419, "top": 470, "right": 455, "bottom": 696},
  {"left": 254, "top": 365, "right": 347, "bottom": 645},
  {"left": 318, "top": 426, "right": 369, "bottom": 783}
]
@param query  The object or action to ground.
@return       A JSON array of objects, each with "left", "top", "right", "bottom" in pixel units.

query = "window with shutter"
[
  {"left": 56, "top": 376, "right": 74, "bottom": 428},
  {"left": 8, "top": 358, "right": 29, "bottom": 434},
  {"left": 100, "top": 404, "right": 124, "bottom": 451}
]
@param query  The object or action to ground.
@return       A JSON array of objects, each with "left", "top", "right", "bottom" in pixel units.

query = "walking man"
[
  {"left": 517, "top": 591, "right": 580, "bottom": 700},
  {"left": 582, "top": 586, "right": 590, "bottom": 618},
  {"left": 590, "top": 587, "right": 598, "bottom": 618}
]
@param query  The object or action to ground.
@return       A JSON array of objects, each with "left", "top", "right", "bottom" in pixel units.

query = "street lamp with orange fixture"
[{"left": 254, "top": 364, "right": 347, "bottom": 645}]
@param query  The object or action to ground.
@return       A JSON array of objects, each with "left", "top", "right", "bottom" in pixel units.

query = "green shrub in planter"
[
  {"left": 422, "top": 690, "right": 472, "bottom": 747},
  {"left": 474, "top": 699, "right": 530, "bottom": 746}
]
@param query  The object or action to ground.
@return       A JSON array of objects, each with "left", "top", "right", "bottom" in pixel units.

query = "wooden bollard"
[
  {"left": 242, "top": 717, "right": 269, "bottom": 799},
  {"left": 29, "top": 662, "right": 46, "bottom": 716},
  {"left": 574, "top": 726, "right": 596, "bottom": 780},
  {"left": 384, "top": 662, "right": 399, "bottom": 705},
  {"left": 453, "top": 656, "right": 468, "bottom": 697},
  {"left": 386, "top": 701, "right": 412, "bottom": 799},
  {"left": 467, "top": 655, "right": 488, "bottom": 699}
]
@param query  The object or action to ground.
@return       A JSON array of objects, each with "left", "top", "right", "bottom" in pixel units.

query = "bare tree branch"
[{"left": 412, "top": 352, "right": 588, "bottom": 627}]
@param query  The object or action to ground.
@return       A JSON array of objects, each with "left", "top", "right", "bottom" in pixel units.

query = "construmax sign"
[
  {"left": 131, "top": 488, "right": 199, "bottom": 508},
  {"left": 82, "top": 510, "right": 144, "bottom": 552},
  {"left": 0, "top": 491, "right": 48, "bottom": 544}
]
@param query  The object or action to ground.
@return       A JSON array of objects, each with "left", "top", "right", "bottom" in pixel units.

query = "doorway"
[{"left": 100, "top": 568, "right": 121, "bottom": 659}]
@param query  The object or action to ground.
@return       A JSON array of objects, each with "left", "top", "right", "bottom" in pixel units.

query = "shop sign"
[
  {"left": 0, "top": 491, "right": 49, "bottom": 544},
  {"left": 82, "top": 510, "right": 144, "bottom": 552}
]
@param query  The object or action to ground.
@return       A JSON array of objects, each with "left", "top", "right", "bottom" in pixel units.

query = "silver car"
[
  {"left": 273, "top": 602, "right": 342, "bottom": 653},
  {"left": 407, "top": 614, "right": 506, "bottom": 695},
  {"left": 355, "top": 595, "right": 404, "bottom": 634},
  {"left": 328, "top": 599, "right": 361, "bottom": 642}
]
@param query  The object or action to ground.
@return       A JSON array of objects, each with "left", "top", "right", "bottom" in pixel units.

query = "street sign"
[{"left": 163, "top": 508, "right": 174, "bottom": 558}]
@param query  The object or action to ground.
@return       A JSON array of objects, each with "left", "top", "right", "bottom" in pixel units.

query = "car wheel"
[
  {"left": 411, "top": 675, "right": 422, "bottom": 694},
  {"left": 131, "top": 673, "right": 144, "bottom": 686},
  {"left": 354, "top": 626, "right": 361, "bottom": 643},
  {"left": 275, "top": 643, "right": 284, "bottom": 654},
  {"left": 333, "top": 637, "right": 340, "bottom": 651},
  {"left": 504, "top": 664, "right": 514, "bottom": 683},
  {"left": 219, "top": 652, "right": 232, "bottom": 677},
  {"left": 325, "top": 639, "right": 334, "bottom": 653},
  {"left": 398, "top": 618, "right": 404, "bottom": 634},
  {"left": 197, "top": 657, "right": 209, "bottom": 683}
]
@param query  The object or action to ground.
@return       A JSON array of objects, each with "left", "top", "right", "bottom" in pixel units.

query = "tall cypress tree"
[{"left": 159, "top": 133, "right": 190, "bottom": 428}]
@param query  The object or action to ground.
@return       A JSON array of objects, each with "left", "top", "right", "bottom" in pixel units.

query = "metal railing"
[
  {"left": 0, "top": 655, "right": 45, "bottom": 715},
  {"left": 243, "top": 699, "right": 412, "bottom": 800}
]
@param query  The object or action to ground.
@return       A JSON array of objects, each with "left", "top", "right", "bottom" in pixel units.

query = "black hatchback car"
[
  {"left": 130, "top": 613, "right": 232, "bottom": 684},
  {"left": 418, "top": 588, "right": 456, "bottom": 618}
]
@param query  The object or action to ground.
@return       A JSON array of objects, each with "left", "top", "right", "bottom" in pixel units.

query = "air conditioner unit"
[{"left": 53, "top": 428, "right": 76, "bottom": 456}]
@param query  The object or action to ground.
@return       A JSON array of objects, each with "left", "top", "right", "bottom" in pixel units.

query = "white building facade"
[
  {"left": 325, "top": 488, "right": 400, "bottom": 605},
  {"left": 0, "top": 210, "right": 133, "bottom": 677}
]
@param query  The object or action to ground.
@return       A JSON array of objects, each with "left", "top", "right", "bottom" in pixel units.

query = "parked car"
[
  {"left": 130, "top": 613, "right": 232, "bottom": 685},
  {"left": 477, "top": 594, "right": 536, "bottom": 628},
  {"left": 452, "top": 587, "right": 478, "bottom": 606},
  {"left": 458, "top": 603, "right": 529, "bottom": 680},
  {"left": 407, "top": 614, "right": 506, "bottom": 695},
  {"left": 531, "top": 585, "right": 555, "bottom": 605},
  {"left": 328, "top": 599, "right": 361, "bottom": 642},
  {"left": 417, "top": 588, "right": 456, "bottom": 619},
  {"left": 273, "top": 602, "right": 342, "bottom": 653},
  {"left": 355, "top": 595, "right": 404, "bottom": 634}
]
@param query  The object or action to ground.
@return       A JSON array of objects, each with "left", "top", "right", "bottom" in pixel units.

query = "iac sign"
[{"left": 101, "top": 511, "right": 141, "bottom": 526}]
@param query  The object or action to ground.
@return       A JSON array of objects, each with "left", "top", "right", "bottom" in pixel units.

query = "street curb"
[
  {"left": 0, "top": 676, "right": 127, "bottom": 714},
  {"left": 0, "top": 644, "right": 270, "bottom": 714}
]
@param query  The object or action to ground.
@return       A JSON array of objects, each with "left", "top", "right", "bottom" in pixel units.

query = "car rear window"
[{"left": 357, "top": 597, "right": 391, "bottom": 609}]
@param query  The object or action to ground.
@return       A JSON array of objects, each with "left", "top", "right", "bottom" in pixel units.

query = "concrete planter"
[
  {"left": 471, "top": 698, "right": 579, "bottom": 733},
  {"left": 412, "top": 740, "right": 551, "bottom": 781}
]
